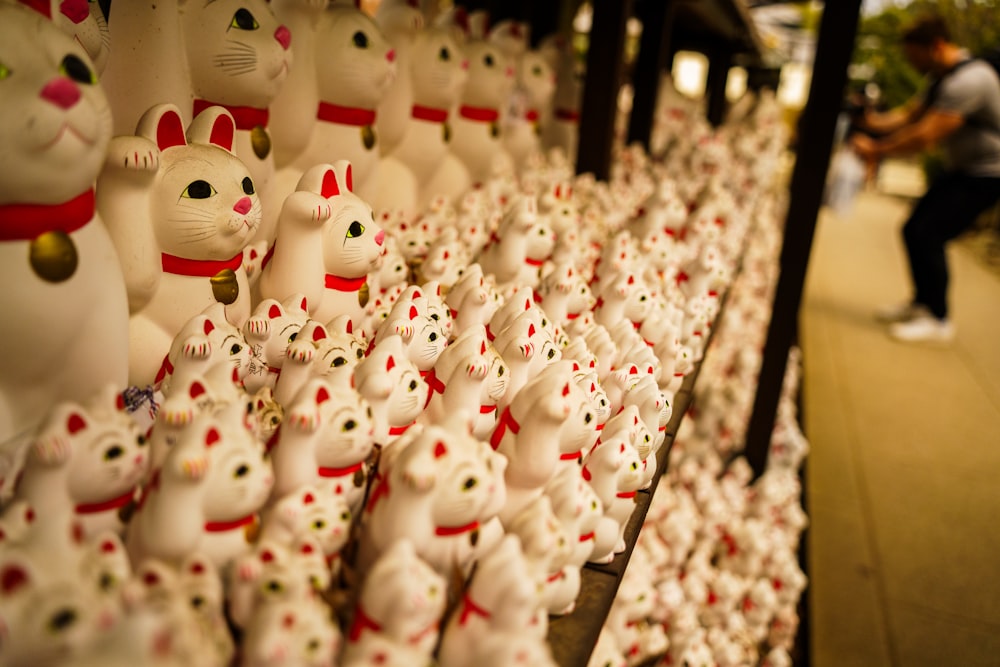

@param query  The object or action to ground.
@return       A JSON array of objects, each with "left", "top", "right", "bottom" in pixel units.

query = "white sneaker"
[
  {"left": 889, "top": 314, "right": 954, "bottom": 343},
  {"left": 875, "top": 301, "right": 927, "bottom": 324}
]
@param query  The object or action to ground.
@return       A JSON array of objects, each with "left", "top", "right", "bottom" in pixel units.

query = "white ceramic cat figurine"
[
  {"left": 445, "top": 263, "right": 503, "bottom": 336},
  {"left": 126, "top": 403, "right": 274, "bottom": 570},
  {"left": 291, "top": 3, "right": 397, "bottom": 203},
  {"left": 373, "top": 0, "right": 426, "bottom": 156},
  {"left": 449, "top": 37, "right": 516, "bottom": 185},
  {"left": 478, "top": 195, "right": 554, "bottom": 290},
  {"left": 352, "top": 334, "right": 426, "bottom": 446},
  {"left": 243, "top": 293, "right": 311, "bottom": 393},
  {"left": 271, "top": 318, "right": 367, "bottom": 406},
  {"left": 259, "top": 161, "right": 386, "bottom": 328},
  {"left": 13, "top": 385, "right": 148, "bottom": 539},
  {"left": 25, "top": 0, "right": 112, "bottom": 75},
  {"left": 226, "top": 536, "right": 330, "bottom": 631},
  {"left": 582, "top": 425, "right": 644, "bottom": 559},
  {"left": 360, "top": 414, "right": 505, "bottom": 577},
  {"left": 373, "top": 25, "right": 469, "bottom": 218},
  {"left": 502, "top": 48, "right": 555, "bottom": 170},
  {"left": 422, "top": 325, "right": 508, "bottom": 440},
  {"left": 593, "top": 271, "right": 654, "bottom": 333},
  {"left": 181, "top": 0, "right": 292, "bottom": 254},
  {"left": 153, "top": 302, "right": 254, "bottom": 394},
  {"left": 340, "top": 539, "right": 446, "bottom": 662},
  {"left": 504, "top": 494, "right": 574, "bottom": 618},
  {"left": 0, "top": 4, "right": 129, "bottom": 450},
  {"left": 371, "top": 286, "right": 448, "bottom": 377},
  {"left": 259, "top": 484, "right": 352, "bottom": 567},
  {"left": 269, "top": 378, "right": 375, "bottom": 513},
  {"left": 540, "top": 42, "right": 583, "bottom": 163},
  {"left": 98, "top": 104, "right": 259, "bottom": 386},
  {"left": 535, "top": 260, "right": 595, "bottom": 328},
  {"left": 544, "top": 464, "right": 604, "bottom": 614},
  {"left": 240, "top": 593, "right": 341, "bottom": 667},
  {"left": 437, "top": 534, "right": 546, "bottom": 667}
]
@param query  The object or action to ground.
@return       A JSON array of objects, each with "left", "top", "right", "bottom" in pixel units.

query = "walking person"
[{"left": 851, "top": 13, "right": 1000, "bottom": 342}]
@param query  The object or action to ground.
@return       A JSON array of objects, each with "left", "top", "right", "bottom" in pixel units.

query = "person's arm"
[
  {"left": 851, "top": 108, "right": 964, "bottom": 161},
  {"left": 858, "top": 96, "right": 925, "bottom": 135}
]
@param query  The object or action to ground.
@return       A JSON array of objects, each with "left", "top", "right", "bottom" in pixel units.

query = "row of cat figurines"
[{"left": 82, "top": 0, "right": 582, "bottom": 244}]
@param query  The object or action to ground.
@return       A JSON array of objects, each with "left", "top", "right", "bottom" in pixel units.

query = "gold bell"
[
  {"left": 442, "top": 122, "right": 452, "bottom": 144},
  {"left": 250, "top": 125, "right": 271, "bottom": 160},
  {"left": 211, "top": 268, "right": 240, "bottom": 305},
  {"left": 30, "top": 230, "right": 78, "bottom": 283},
  {"left": 361, "top": 125, "right": 377, "bottom": 151},
  {"left": 490, "top": 121, "right": 500, "bottom": 139},
  {"left": 358, "top": 281, "right": 370, "bottom": 308}
]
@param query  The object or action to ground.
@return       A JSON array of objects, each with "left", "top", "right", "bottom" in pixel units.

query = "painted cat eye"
[
  {"left": 484, "top": 54, "right": 495, "bottom": 67},
  {"left": 355, "top": 348, "right": 364, "bottom": 359},
  {"left": 104, "top": 445, "right": 124, "bottom": 460},
  {"left": 182, "top": 180, "right": 216, "bottom": 199},
  {"left": 312, "top": 519, "right": 326, "bottom": 530},
  {"left": 0, "top": 62, "right": 10, "bottom": 81},
  {"left": 343, "top": 419, "right": 356, "bottom": 431},
  {"left": 60, "top": 54, "right": 95, "bottom": 84},
  {"left": 230, "top": 8, "right": 259, "bottom": 31},
  {"left": 288, "top": 332, "right": 298, "bottom": 343},
  {"left": 48, "top": 608, "right": 77, "bottom": 633},
  {"left": 408, "top": 380, "right": 418, "bottom": 391},
  {"left": 230, "top": 343, "right": 242, "bottom": 355},
  {"left": 347, "top": 221, "right": 365, "bottom": 238},
  {"left": 234, "top": 464, "right": 250, "bottom": 478},
  {"left": 340, "top": 512, "right": 350, "bottom": 522},
  {"left": 462, "top": 477, "right": 477, "bottom": 490},
  {"left": 241, "top": 176, "right": 255, "bottom": 195},
  {"left": 352, "top": 31, "right": 369, "bottom": 48},
  {"left": 497, "top": 366, "right": 504, "bottom": 377},
  {"left": 532, "top": 65, "right": 542, "bottom": 76},
  {"left": 190, "top": 596, "right": 205, "bottom": 609},
  {"left": 332, "top": 356, "right": 347, "bottom": 367},
  {"left": 438, "top": 47, "right": 450, "bottom": 61}
]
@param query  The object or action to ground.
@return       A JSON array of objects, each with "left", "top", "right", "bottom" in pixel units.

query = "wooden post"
[
  {"left": 743, "top": 0, "right": 864, "bottom": 478},
  {"left": 575, "top": 0, "right": 634, "bottom": 180},
  {"left": 626, "top": 0, "right": 678, "bottom": 150},
  {"left": 705, "top": 47, "right": 732, "bottom": 127}
]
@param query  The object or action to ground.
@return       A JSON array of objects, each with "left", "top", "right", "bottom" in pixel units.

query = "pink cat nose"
[
  {"left": 374, "top": 229, "right": 385, "bottom": 246},
  {"left": 274, "top": 25, "right": 292, "bottom": 50},
  {"left": 233, "top": 196, "right": 253, "bottom": 215},
  {"left": 386, "top": 49, "right": 396, "bottom": 63},
  {"left": 505, "top": 66, "right": 514, "bottom": 78},
  {"left": 461, "top": 60, "right": 470, "bottom": 71},
  {"left": 60, "top": 0, "right": 89, "bottom": 24},
  {"left": 40, "top": 77, "right": 81, "bottom": 110}
]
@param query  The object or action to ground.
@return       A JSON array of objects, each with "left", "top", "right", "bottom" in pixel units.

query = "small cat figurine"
[
  {"left": 269, "top": 378, "right": 376, "bottom": 513},
  {"left": 126, "top": 403, "right": 274, "bottom": 570},
  {"left": 98, "top": 103, "right": 260, "bottom": 387},
  {"left": 243, "top": 293, "right": 311, "bottom": 393},
  {"left": 259, "top": 485, "right": 353, "bottom": 568},
  {"left": 239, "top": 593, "right": 341, "bottom": 667},
  {"left": 340, "top": 539, "right": 446, "bottom": 662},
  {"left": 502, "top": 47, "right": 555, "bottom": 170},
  {"left": 13, "top": 384, "right": 148, "bottom": 539},
  {"left": 372, "top": 286, "right": 448, "bottom": 377},
  {"left": 153, "top": 302, "right": 255, "bottom": 395},
  {"left": 259, "top": 161, "right": 386, "bottom": 328},
  {"left": 0, "top": 3, "right": 129, "bottom": 449},
  {"left": 353, "top": 334, "right": 426, "bottom": 446},
  {"left": 272, "top": 318, "right": 368, "bottom": 407}
]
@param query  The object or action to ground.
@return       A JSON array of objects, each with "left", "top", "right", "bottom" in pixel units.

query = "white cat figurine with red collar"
[
  {"left": 126, "top": 403, "right": 274, "bottom": 570},
  {"left": 23, "top": 0, "right": 111, "bottom": 75},
  {"left": 290, "top": 3, "right": 397, "bottom": 203},
  {"left": 13, "top": 385, "right": 147, "bottom": 539},
  {"left": 449, "top": 35, "right": 516, "bottom": 185},
  {"left": 259, "top": 484, "right": 352, "bottom": 570},
  {"left": 374, "top": 25, "right": 469, "bottom": 218},
  {"left": 259, "top": 161, "right": 386, "bottom": 329},
  {"left": 341, "top": 538, "right": 446, "bottom": 662},
  {"left": 478, "top": 195, "right": 555, "bottom": 291},
  {"left": 502, "top": 47, "right": 555, "bottom": 170},
  {"left": 240, "top": 593, "right": 341, "bottom": 667},
  {"left": 243, "top": 293, "right": 311, "bottom": 393},
  {"left": 269, "top": 378, "right": 375, "bottom": 512},
  {"left": 353, "top": 334, "right": 426, "bottom": 446},
  {"left": 98, "top": 104, "right": 259, "bottom": 387},
  {"left": 0, "top": 4, "right": 129, "bottom": 449},
  {"left": 372, "top": 286, "right": 448, "bottom": 377},
  {"left": 272, "top": 318, "right": 367, "bottom": 406}
]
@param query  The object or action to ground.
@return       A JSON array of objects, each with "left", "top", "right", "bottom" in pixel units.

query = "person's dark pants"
[{"left": 903, "top": 170, "right": 1000, "bottom": 319}]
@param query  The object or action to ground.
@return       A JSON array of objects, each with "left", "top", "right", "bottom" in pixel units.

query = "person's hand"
[{"left": 850, "top": 134, "right": 881, "bottom": 163}]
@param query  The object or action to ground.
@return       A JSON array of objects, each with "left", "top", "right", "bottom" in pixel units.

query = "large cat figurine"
[
  {"left": 502, "top": 47, "right": 555, "bottom": 170},
  {"left": 259, "top": 161, "right": 386, "bottom": 328},
  {"left": 373, "top": 0, "right": 425, "bottom": 156},
  {"left": 0, "top": 4, "right": 129, "bottom": 450},
  {"left": 98, "top": 104, "right": 259, "bottom": 387},
  {"left": 289, "top": 2, "right": 397, "bottom": 202},
  {"left": 13, "top": 385, "right": 148, "bottom": 539},
  {"left": 20, "top": 0, "right": 112, "bottom": 75},
  {"left": 126, "top": 403, "right": 274, "bottom": 570},
  {"left": 448, "top": 35, "right": 516, "bottom": 185},
  {"left": 373, "top": 24, "right": 469, "bottom": 219}
]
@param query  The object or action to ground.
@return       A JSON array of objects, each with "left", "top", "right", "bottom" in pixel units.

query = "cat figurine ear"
[{"left": 187, "top": 106, "right": 237, "bottom": 152}]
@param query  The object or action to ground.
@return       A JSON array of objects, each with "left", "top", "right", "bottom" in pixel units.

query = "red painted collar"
[
  {"left": 0, "top": 189, "right": 94, "bottom": 241},
  {"left": 525, "top": 256, "right": 545, "bottom": 267},
  {"left": 154, "top": 356, "right": 175, "bottom": 385},
  {"left": 317, "top": 101, "right": 376, "bottom": 126},
  {"left": 434, "top": 519, "right": 478, "bottom": 537},
  {"left": 525, "top": 109, "right": 539, "bottom": 122},
  {"left": 365, "top": 476, "right": 389, "bottom": 513},
  {"left": 547, "top": 570, "right": 565, "bottom": 583},
  {"left": 459, "top": 105, "right": 499, "bottom": 123},
  {"left": 616, "top": 490, "right": 637, "bottom": 499},
  {"left": 75, "top": 488, "right": 135, "bottom": 515},
  {"left": 566, "top": 311, "right": 581, "bottom": 320},
  {"left": 412, "top": 104, "right": 449, "bottom": 123},
  {"left": 261, "top": 243, "right": 276, "bottom": 270},
  {"left": 458, "top": 591, "right": 491, "bottom": 626},
  {"left": 193, "top": 99, "right": 269, "bottom": 130},
  {"left": 162, "top": 252, "right": 242, "bottom": 277},
  {"left": 559, "top": 448, "right": 582, "bottom": 462},
  {"left": 579, "top": 531, "right": 596, "bottom": 542},
  {"left": 489, "top": 405, "right": 520, "bottom": 450},
  {"left": 318, "top": 461, "right": 364, "bottom": 478},
  {"left": 388, "top": 421, "right": 415, "bottom": 437},
  {"left": 425, "top": 368, "right": 446, "bottom": 396},
  {"left": 347, "top": 604, "right": 382, "bottom": 642},
  {"left": 555, "top": 108, "right": 580, "bottom": 122},
  {"left": 325, "top": 274, "right": 367, "bottom": 292},
  {"left": 204, "top": 513, "right": 257, "bottom": 533},
  {"left": 480, "top": 403, "right": 497, "bottom": 415}
]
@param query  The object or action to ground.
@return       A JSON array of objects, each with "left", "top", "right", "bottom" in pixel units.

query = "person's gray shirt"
[{"left": 931, "top": 59, "right": 1000, "bottom": 177}]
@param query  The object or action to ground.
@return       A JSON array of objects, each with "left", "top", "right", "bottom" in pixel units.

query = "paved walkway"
[{"left": 802, "top": 168, "right": 1000, "bottom": 666}]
